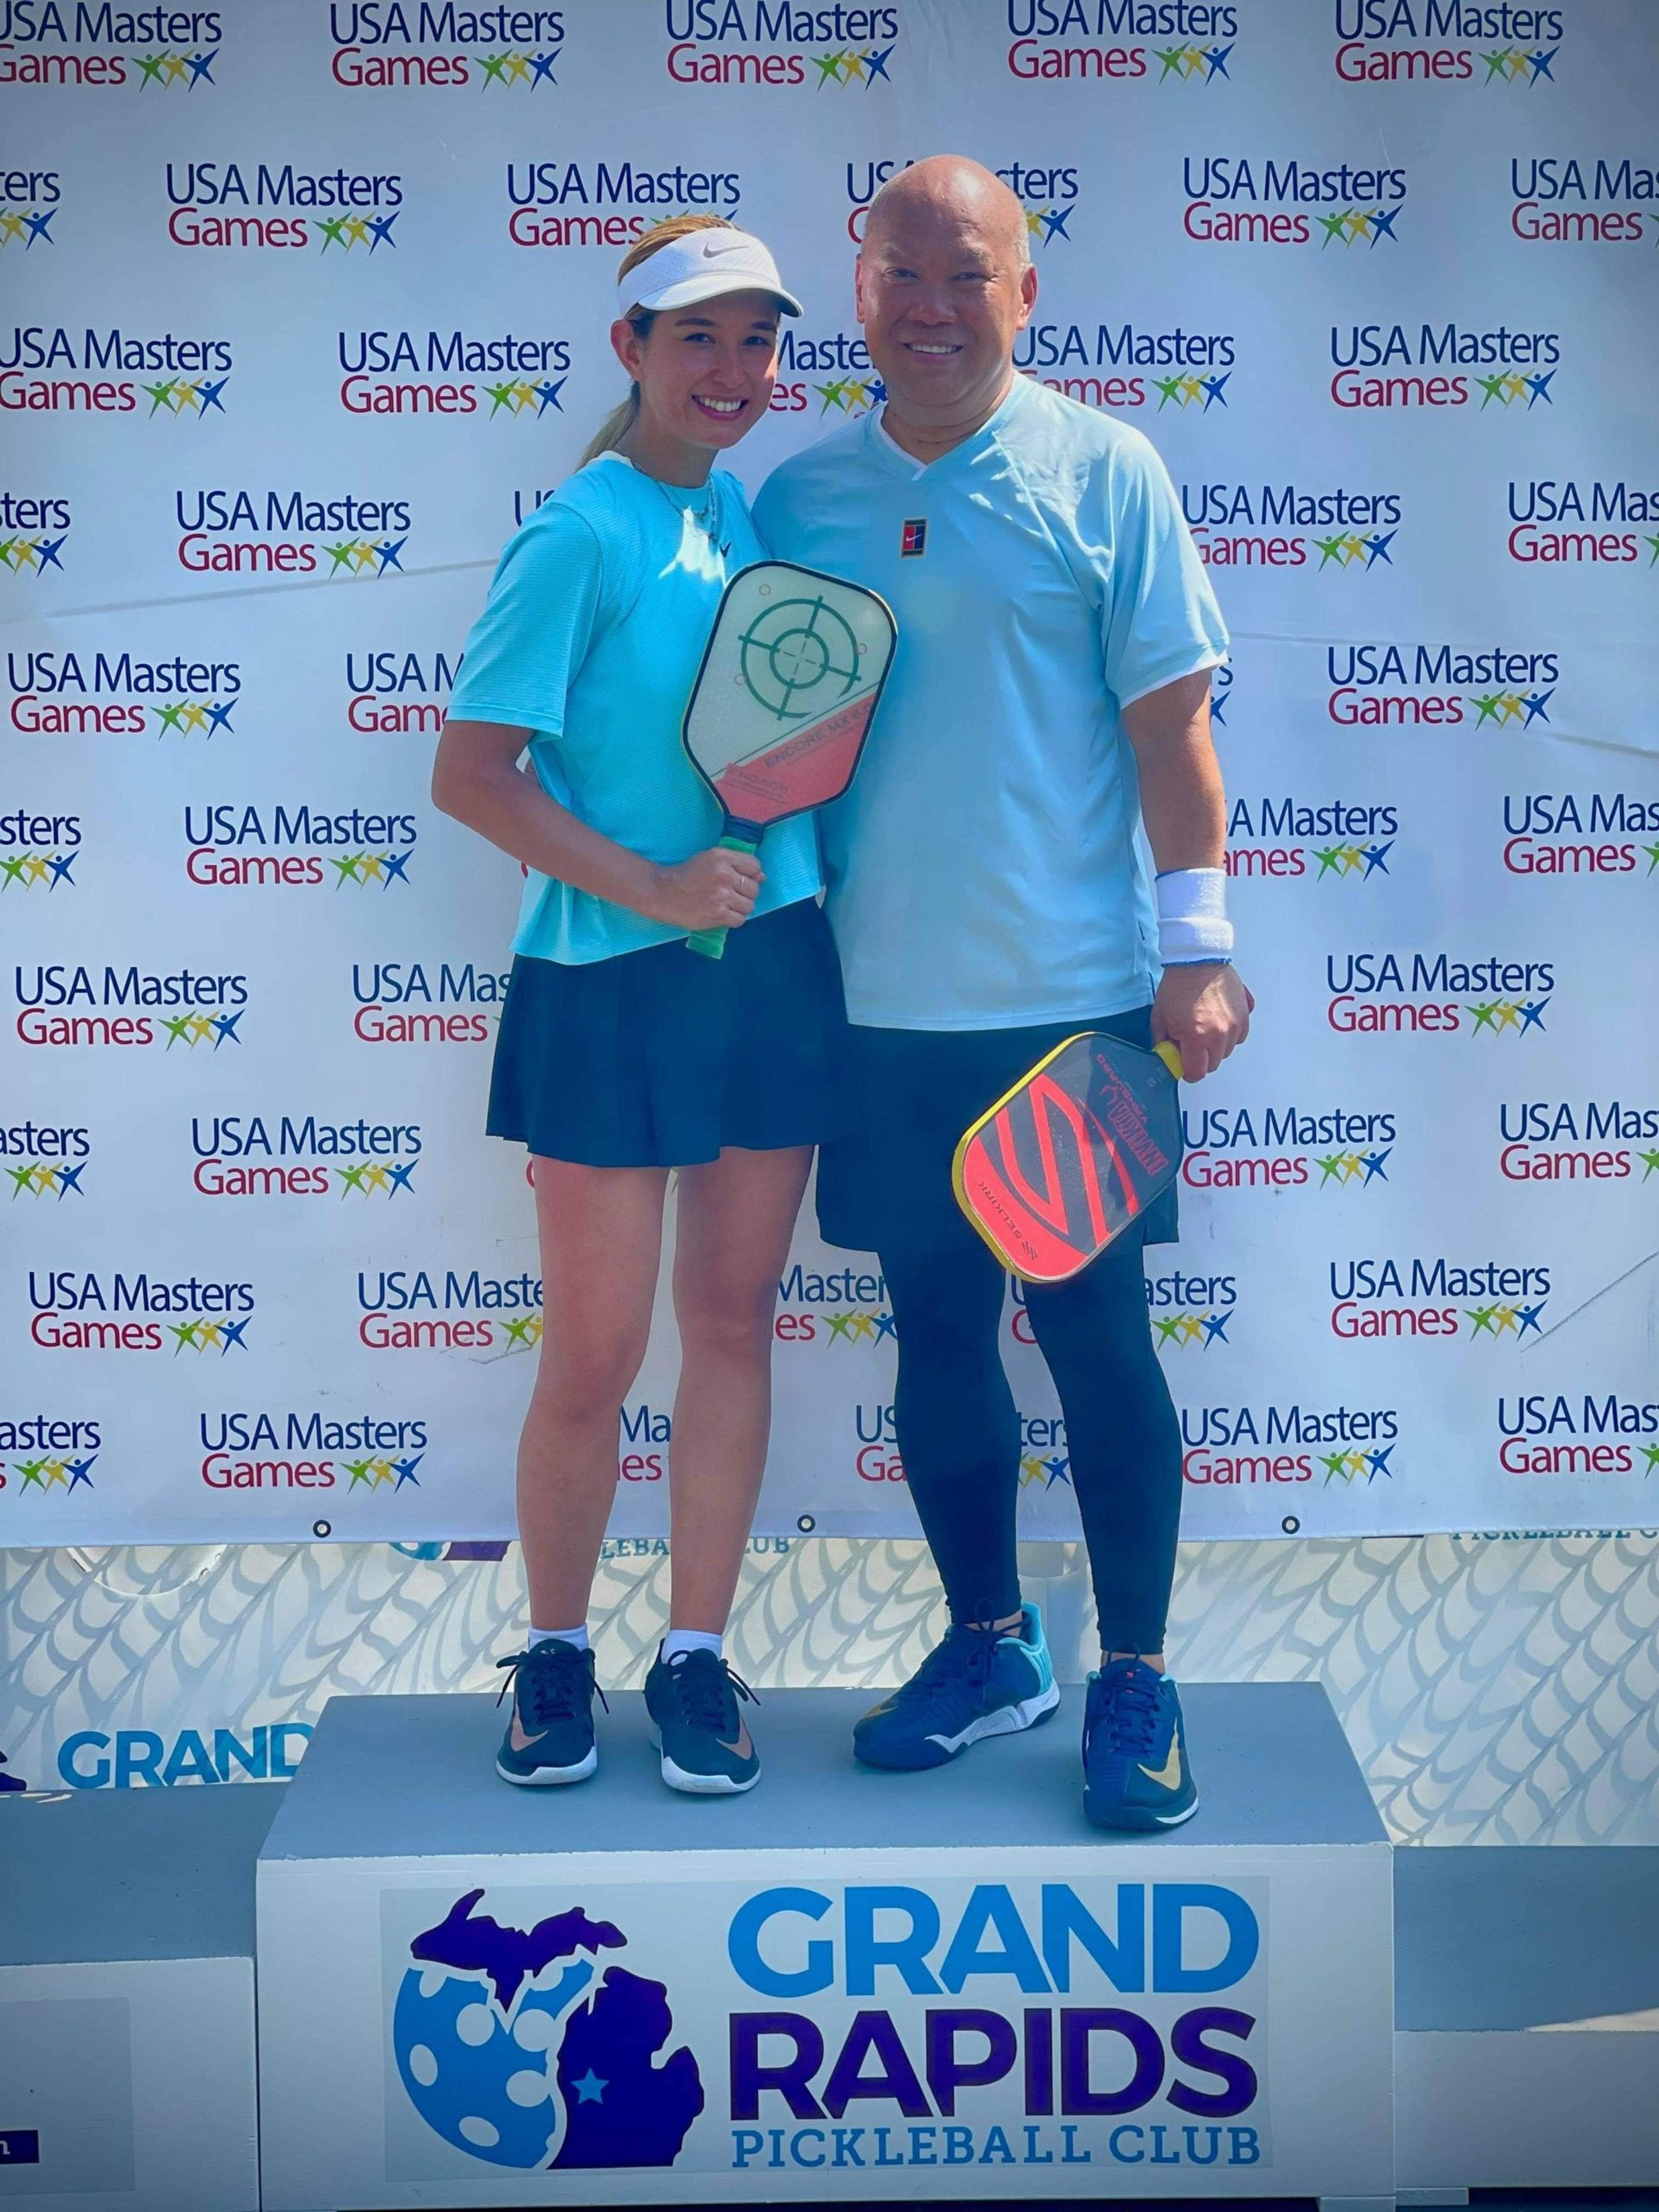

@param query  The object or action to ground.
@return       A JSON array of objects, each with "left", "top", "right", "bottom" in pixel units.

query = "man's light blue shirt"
[
  {"left": 753, "top": 375, "right": 1227, "bottom": 1030},
  {"left": 449, "top": 451, "right": 820, "bottom": 965}
]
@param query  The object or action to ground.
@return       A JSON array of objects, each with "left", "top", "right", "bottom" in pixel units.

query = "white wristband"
[{"left": 1156, "top": 866, "right": 1234, "bottom": 965}]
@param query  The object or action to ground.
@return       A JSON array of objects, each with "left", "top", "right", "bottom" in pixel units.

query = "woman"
[{"left": 432, "top": 216, "right": 838, "bottom": 1797}]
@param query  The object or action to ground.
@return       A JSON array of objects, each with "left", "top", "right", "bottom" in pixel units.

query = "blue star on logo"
[
  {"left": 1360, "top": 840, "right": 1392, "bottom": 876},
  {"left": 1517, "top": 999, "right": 1548, "bottom": 1032},
  {"left": 36, "top": 533, "right": 66, "bottom": 569},
  {"left": 47, "top": 852, "right": 76, "bottom": 885},
  {"left": 205, "top": 699, "right": 235, "bottom": 734},
  {"left": 1201, "top": 1312, "right": 1231, "bottom": 1344},
  {"left": 387, "top": 1160, "right": 416, "bottom": 1193},
  {"left": 221, "top": 1317, "right": 250, "bottom": 1350},
  {"left": 1365, "top": 1445, "right": 1393, "bottom": 1479},
  {"left": 533, "top": 377, "right": 567, "bottom": 414},
  {"left": 872, "top": 1310, "right": 898, "bottom": 1341},
  {"left": 528, "top": 50, "right": 559, "bottom": 83},
  {"left": 55, "top": 1160, "right": 86, "bottom": 1194},
  {"left": 1369, "top": 206, "right": 1400, "bottom": 243},
  {"left": 1520, "top": 689, "right": 1552, "bottom": 725},
  {"left": 1526, "top": 44, "right": 1556, "bottom": 79},
  {"left": 366, "top": 213, "right": 398, "bottom": 250},
  {"left": 197, "top": 377, "right": 228, "bottom": 413},
  {"left": 1362, "top": 530, "right": 1396, "bottom": 567},
  {"left": 1042, "top": 1455, "right": 1071, "bottom": 1487},
  {"left": 392, "top": 1454, "right": 423, "bottom": 1487},
  {"left": 1360, "top": 1148, "right": 1390, "bottom": 1182},
  {"left": 382, "top": 850, "right": 411, "bottom": 881},
  {"left": 1515, "top": 1303, "right": 1545, "bottom": 1336},
  {"left": 185, "top": 47, "right": 217, "bottom": 83},
  {"left": 1201, "top": 372, "right": 1230, "bottom": 407},
  {"left": 865, "top": 41, "right": 894, "bottom": 79},
  {"left": 1525, "top": 370, "right": 1555, "bottom": 406},
  {"left": 1040, "top": 205, "right": 1074, "bottom": 242},
  {"left": 25, "top": 210, "right": 55, "bottom": 245},
  {"left": 1201, "top": 41, "right": 1233, "bottom": 76},
  {"left": 213, "top": 1010, "right": 243, "bottom": 1046},
  {"left": 65, "top": 1455, "right": 96, "bottom": 1488},
  {"left": 573, "top": 2069, "right": 607, "bottom": 2104},
  {"left": 373, "top": 538, "right": 406, "bottom": 572}
]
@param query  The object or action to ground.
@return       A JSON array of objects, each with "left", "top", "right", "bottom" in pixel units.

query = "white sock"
[
  {"left": 661, "top": 1629, "right": 722, "bottom": 1665},
  {"left": 530, "top": 1624, "right": 588, "bottom": 1651}
]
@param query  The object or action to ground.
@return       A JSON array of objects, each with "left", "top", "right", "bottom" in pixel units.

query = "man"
[{"left": 754, "top": 157, "right": 1251, "bottom": 1830}]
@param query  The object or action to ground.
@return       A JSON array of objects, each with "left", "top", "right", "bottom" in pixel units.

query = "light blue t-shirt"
[
  {"left": 753, "top": 375, "right": 1227, "bottom": 1030},
  {"left": 448, "top": 451, "right": 821, "bottom": 965}
]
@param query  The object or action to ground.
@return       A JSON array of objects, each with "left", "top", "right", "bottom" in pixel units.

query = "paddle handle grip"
[
  {"left": 1154, "top": 1041, "right": 1185, "bottom": 1080},
  {"left": 686, "top": 832, "right": 761, "bottom": 962}
]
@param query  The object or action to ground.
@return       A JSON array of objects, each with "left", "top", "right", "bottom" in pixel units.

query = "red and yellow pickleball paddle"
[{"left": 953, "top": 1033, "right": 1185, "bottom": 1284}]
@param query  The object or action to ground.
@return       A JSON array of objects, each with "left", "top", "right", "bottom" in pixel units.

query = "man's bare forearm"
[{"left": 1122, "top": 668, "right": 1226, "bottom": 872}]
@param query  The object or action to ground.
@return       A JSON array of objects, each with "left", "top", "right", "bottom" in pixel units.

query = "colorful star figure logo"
[
  {"left": 330, "top": 852, "right": 412, "bottom": 886},
  {"left": 814, "top": 376, "right": 886, "bottom": 416},
  {"left": 6, "top": 1454, "right": 96, "bottom": 1491},
  {"left": 1154, "top": 372, "right": 1230, "bottom": 410},
  {"left": 1466, "top": 998, "right": 1549, "bottom": 1036},
  {"left": 161, "top": 1007, "right": 243, "bottom": 1049},
  {"left": 324, "top": 538, "right": 407, "bottom": 577},
  {"left": 483, "top": 378, "right": 566, "bottom": 417},
  {"left": 1153, "top": 1311, "right": 1232, "bottom": 1348},
  {"left": 1022, "top": 201, "right": 1076, "bottom": 246},
  {"left": 334, "top": 1159, "right": 416, "bottom": 1197},
  {"left": 154, "top": 699, "right": 235, "bottom": 737},
  {"left": 0, "top": 851, "right": 76, "bottom": 890},
  {"left": 315, "top": 213, "right": 399, "bottom": 253},
  {"left": 135, "top": 49, "right": 218, "bottom": 88},
  {"left": 168, "top": 1316, "right": 251, "bottom": 1353},
  {"left": 1314, "top": 840, "right": 1394, "bottom": 879},
  {"left": 1478, "top": 370, "right": 1555, "bottom": 408},
  {"left": 812, "top": 44, "right": 895, "bottom": 83},
  {"left": 1470, "top": 688, "right": 1553, "bottom": 727},
  {"left": 345, "top": 1453, "right": 423, "bottom": 1487},
  {"left": 1321, "top": 1446, "right": 1393, "bottom": 1483},
  {"left": 1316, "top": 1148, "right": 1391, "bottom": 1187},
  {"left": 1154, "top": 41, "right": 1233, "bottom": 79},
  {"left": 141, "top": 375, "right": 228, "bottom": 416},
  {"left": 0, "top": 207, "right": 55, "bottom": 248},
  {"left": 1313, "top": 530, "right": 1397, "bottom": 570},
  {"left": 1481, "top": 45, "right": 1556, "bottom": 82},
  {"left": 1319, "top": 207, "right": 1400, "bottom": 248},
  {"left": 0, "top": 532, "right": 67, "bottom": 572},
  {"left": 477, "top": 50, "right": 560, "bottom": 86},
  {"left": 8, "top": 1157, "right": 87, "bottom": 1198}
]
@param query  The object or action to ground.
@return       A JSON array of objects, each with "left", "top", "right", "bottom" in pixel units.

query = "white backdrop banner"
[{"left": 2, "top": 0, "right": 1656, "bottom": 1546}]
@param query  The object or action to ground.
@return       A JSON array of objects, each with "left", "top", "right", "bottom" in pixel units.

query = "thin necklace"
[{"left": 645, "top": 468, "right": 721, "bottom": 540}]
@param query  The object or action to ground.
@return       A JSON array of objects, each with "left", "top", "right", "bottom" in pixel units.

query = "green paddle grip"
[{"left": 686, "top": 832, "right": 761, "bottom": 962}]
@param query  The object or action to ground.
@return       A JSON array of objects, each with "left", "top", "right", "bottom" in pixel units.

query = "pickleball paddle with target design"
[
  {"left": 953, "top": 1033, "right": 1186, "bottom": 1284},
  {"left": 681, "top": 561, "right": 896, "bottom": 960}
]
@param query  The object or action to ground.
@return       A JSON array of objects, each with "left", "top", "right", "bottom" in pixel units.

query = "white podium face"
[{"left": 261, "top": 1847, "right": 1393, "bottom": 2207}]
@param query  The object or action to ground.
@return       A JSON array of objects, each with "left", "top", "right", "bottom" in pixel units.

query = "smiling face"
[
  {"left": 613, "top": 290, "right": 780, "bottom": 459},
  {"left": 855, "top": 163, "right": 1037, "bottom": 431}
]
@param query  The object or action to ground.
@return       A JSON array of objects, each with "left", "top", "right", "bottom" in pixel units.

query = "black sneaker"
[
  {"left": 643, "top": 1647, "right": 761, "bottom": 1795},
  {"left": 494, "top": 1639, "right": 605, "bottom": 1786}
]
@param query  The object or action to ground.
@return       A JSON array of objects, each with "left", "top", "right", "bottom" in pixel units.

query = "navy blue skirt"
[
  {"left": 816, "top": 1004, "right": 1179, "bottom": 1256},
  {"left": 486, "top": 898, "right": 844, "bottom": 1168}
]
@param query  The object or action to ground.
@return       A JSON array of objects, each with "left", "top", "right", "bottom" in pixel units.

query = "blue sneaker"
[
  {"left": 1082, "top": 1659, "right": 1198, "bottom": 1830},
  {"left": 494, "top": 1639, "right": 604, "bottom": 1786},
  {"left": 644, "top": 1648, "right": 762, "bottom": 1795},
  {"left": 853, "top": 1604, "right": 1060, "bottom": 1771}
]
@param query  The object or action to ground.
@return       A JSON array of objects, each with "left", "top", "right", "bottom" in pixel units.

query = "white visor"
[{"left": 617, "top": 229, "right": 803, "bottom": 321}]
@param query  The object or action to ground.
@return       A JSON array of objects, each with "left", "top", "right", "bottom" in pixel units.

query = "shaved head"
[{"left": 864, "top": 155, "right": 1030, "bottom": 270}]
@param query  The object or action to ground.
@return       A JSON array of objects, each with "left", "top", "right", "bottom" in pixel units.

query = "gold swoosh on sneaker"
[
  {"left": 509, "top": 1714, "right": 546, "bottom": 1752},
  {"left": 718, "top": 1723, "right": 753, "bottom": 1759},
  {"left": 1138, "top": 1730, "right": 1182, "bottom": 1790}
]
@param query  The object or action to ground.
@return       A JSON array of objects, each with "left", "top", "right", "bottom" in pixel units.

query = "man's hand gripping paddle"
[
  {"left": 681, "top": 561, "right": 896, "bottom": 959},
  {"left": 953, "top": 1034, "right": 1186, "bottom": 1284}
]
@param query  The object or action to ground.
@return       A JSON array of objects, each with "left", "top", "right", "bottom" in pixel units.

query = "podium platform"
[
  {"left": 1395, "top": 1843, "right": 1659, "bottom": 2200},
  {"left": 257, "top": 1682, "right": 1394, "bottom": 2210},
  {"left": 0, "top": 1781, "right": 276, "bottom": 2210}
]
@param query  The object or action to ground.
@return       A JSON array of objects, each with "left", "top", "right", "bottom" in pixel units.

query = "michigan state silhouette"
[{"left": 392, "top": 1888, "right": 704, "bottom": 2170}]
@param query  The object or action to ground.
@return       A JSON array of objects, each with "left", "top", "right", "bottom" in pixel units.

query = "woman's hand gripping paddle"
[
  {"left": 952, "top": 1034, "right": 1186, "bottom": 1284},
  {"left": 680, "top": 561, "right": 896, "bottom": 958}
]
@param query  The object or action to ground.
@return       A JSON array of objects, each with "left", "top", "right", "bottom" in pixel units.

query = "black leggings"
[{"left": 882, "top": 1232, "right": 1182, "bottom": 1653}]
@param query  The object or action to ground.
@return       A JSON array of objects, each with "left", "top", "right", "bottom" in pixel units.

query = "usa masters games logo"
[
  {"left": 200, "top": 1409, "right": 427, "bottom": 1493},
  {"left": 1497, "top": 1097, "right": 1659, "bottom": 1185},
  {"left": 1326, "top": 641, "right": 1558, "bottom": 730},
  {"left": 184, "top": 804, "right": 416, "bottom": 889},
  {"left": 773, "top": 1260, "right": 893, "bottom": 1347},
  {"left": 7, "top": 648, "right": 239, "bottom": 737},
  {"left": 356, "top": 1267, "right": 543, "bottom": 1352},
  {"left": 350, "top": 959, "right": 510, "bottom": 1043},
  {"left": 1, "top": 493, "right": 70, "bottom": 576},
  {"left": 1325, "top": 950, "right": 1554, "bottom": 1037},
  {"left": 14, "top": 963, "right": 248, "bottom": 1049},
  {"left": 1510, "top": 157, "right": 1658, "bottom": 243},
  {"left": 1333, "top": 3, "right": 1560, "bottom": 84},
  {"left": 1501, "top": 791, "right": 1659, "bottom": 882},
  {"left": 1017, "top": 322, "right": 1235, "bottom": 414},
  {"left": 1181, "top": 1401, "right": 1399, "bottom": 1486},
  {"left": 27, "top": 1270, "right": 254, "bottom": 1354},
  {"left": 1506, "top": 481, "right": 1659, "bottom": 567},
  {"left": 1184, "top": 483, "right": 1399, "bottom": 572},
  {"left": 664, "top": 1, "right": 899, "bottom": 88},
  {"left": 1005, "top": 2, "right": 1239, "bottom": 84},
  {"left": 845, "top": 157, "right": 1081, "bottom": 245},
  {"left": 1227, "top": 795, "right": 1396, "bottom": 885},
  {"left": 1330, "top": 323, "right": 1559, "bottom": 410},
  {"left": 0, "top": 1414, "right": 99, "bottom": 1502},
  {"left": 191, "top": 1114, "right": 421, "bottom": 1199},
  {"left": 1497, "top": 1393, "right": 1659, "bottom": 1479},
  {"left": 1329, "top": 1254, "right": 1548, "bottom": 1342},
  {"left": 1181, "top": 1098, "right": 1395, "bottom": 1193},
  {"left": 2, "top": 804, "right": 79, "bottom": 892},
  {"left": 1, "top": 327, "right": 231, "bottom": 418},
  {"left": 339, "top": 330, "right": 570, "bottom": 419},
  {"left": 346, "top": 648, "right": 455, "bottom": 734},
  {"left": 770, "top": 327, "right": 883, "bottom": 418},
  {"left": 0, "top": 6, "right": 222, "bottom": 91},
  {"left": 164, "top": 162, "right": 403, "bottom": 251},
  {"left": 327, "top": 4, "right": 564, "bottom": 90},
  {"left": 175, "top": 490, "right": 410, "bottom": 579},
  {"left": 0, "top": 165, "right": 57, "bottom": 247},
  {"left": 3, "top": 1119, "right": 90, "bottom": 1200},
  {"left": 506, "top": 158, "right": 743, "bottom": 248},
  {"left": 1182, "top": 156, "right": 1405, "bottom": 245},
  {"left": 1146, "top": 1263, "right": 1238, "bottom": 1349}
]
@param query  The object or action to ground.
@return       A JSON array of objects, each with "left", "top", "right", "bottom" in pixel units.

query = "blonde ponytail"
[{"left": 578, "top": 213, "right": 741, "bottom": 467}]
